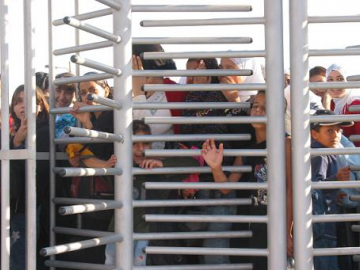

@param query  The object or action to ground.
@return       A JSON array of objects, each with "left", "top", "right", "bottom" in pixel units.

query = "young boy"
[{"left": 310, "top": 109, "right": 353, "bottom": 270}]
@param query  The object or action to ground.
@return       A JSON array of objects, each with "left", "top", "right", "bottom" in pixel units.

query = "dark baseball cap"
[{"left": 311, "top": 109, "right": 354, "bottom": 130}]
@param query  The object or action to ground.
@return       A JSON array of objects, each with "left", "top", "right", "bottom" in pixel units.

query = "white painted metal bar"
[
  {"left": 134, "top": 231, "right": 252, "bottom": 240},
  {"left": 311, "top": 148, "right": 360, "bottom": 156},
  {"left": 142, "top": 83, "right": 267, "bottom": 92},
  {"left": 59, "top": 201, "right": 123, "bottom": 215},
  {"left": 50, "top": 105, "right": 111, "bottom": 114},
  {"left": 71, "top": 55, "right": 122, "bottom": 76},
  {"left": 45, "top": 260, "right": 114, "bottom": 270},
  {"left": 310, "top": 81, "right": 360, "bottom": 89},
  {"left": 40, "top": 234, "right": 123, "bottom": 256},
  {"left": 53, "top": 227, "right": 113, "bottom": 238},
  {"left": 142, "top": 50, "right": 265, "bottom": 60},
  {"left": 135, "top": 264, "right": 253, "bottom": 270},
  {"left": 140, "top": 17, "right": 265, "bottom": 27},
  {"left": 54, "top": 137, "right": 110, "bottom": 144},
  {"left": 311, "top": 114, "right": 360, "bottom": 123},
  {"left": 349, "top": 195, "right": 360, "bottom": 202},
  {"left": 133, "top": 199, "right": 252, "bottom": 208},
  {"left": 54, "top": 40, "right": 114, "bottom": 55},
  {"left": 53, "top": 167, "right": 122, "bottom": 177},
  {"left": 145, "top": 149, "right": 267, "bottom": 157},
  {"left": 64, "top": 126, "right": 123, "bottom": 142},
  {"left": 133, "top": 69, "right": 253, "bottom": 77},
  {"left": 133, "top": 166, "right": 251, "bottom": 175},
  {"left": 134, "top": 37, "right": 254, "bottom": 44},
  {"left": 145, "top": 246, "right": 268, "bottom": 257},
  {"left": 347, "top": 45, "right": 360, "bottom": 49},
  {"left": 352, "top": 225, "right": 360, "bottom": 233},
  {"left": 290, "top": 0, "right": 313, "bottom": 269},
  {"left": 53, "top": 8, "right": 112, "bottom": 26},
  {"left": 53, "top": 197, "right": 117, "bottom": 205},
  {"left": 350, "top": 165, "right": 360, "bottom": 171},
  {"left": 0, "top": 0, "right": 10, "bottom": 268},
  {"left": 133, "top": 5, "right": 252, "bottom": 12},
  {"left": 54, "top": 72, "right": 113, "bottom": 85},
  {"left": 0, "top": 149, "right": 31, "bottom": 160},
  {"left": 132, "top": 134, "right": 251, "bottom": 142},
  {"left": 312, "top": 181, "right": 360, "bottom": 189},
  {"left": 309, "top": 48, "right": 360, "bottom": 56},
  {"left": 144, "top": 182, "right": 267, "bottom": 190},
  {"left": 313, "top": 214, "right": 360, "bottom": 223},
  {"left": 63, "top": 16, "right": 121, "bottom": 43},
  {"left": 308, "top": 15, "right": 360, "bottom": 24},
  {"left": 145, "top": 116, "right": 266, "bottom": 125},
  {"left": 95, "top": 0, "right": 121, "bottom": 11},
  {"left": 87, "top": 93, "right": 122, "bottom": 109},
  {"left": 145, "top": 215, "right": 268, "bottom": 223},
  {"left": 134, "top": 102, "right": 251, "bottom": 110},
  {"left": 24, "top": 0, "right": 37, "bottom": 268},
  {"left": 347, "top": 75, "right": 360, "bottom": 81},
  {"left": 349, "top": 106, "right": 360, "bottom": 113},
  {"left": 313, "top": 247, "right": 360, "bottom": 256}
]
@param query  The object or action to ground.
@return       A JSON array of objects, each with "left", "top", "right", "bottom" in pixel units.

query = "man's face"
[
  {"left": 311, "top": 125, "right": 342, "bottom": 148},
  {"left": 55, "top": 86, "right": 75, "bottom": 108}
]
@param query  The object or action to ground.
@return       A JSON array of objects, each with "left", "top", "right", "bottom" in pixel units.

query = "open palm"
[{"left": 201, "top": 139, "right": 223, "bottom": 169}]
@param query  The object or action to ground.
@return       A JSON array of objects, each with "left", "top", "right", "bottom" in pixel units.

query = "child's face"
[
  {"left": 13, "top": 91, "right": 26, "bottom": 120},
  {"left": 250, "top": 93, "right": 266, "bottom": 129},
  {"left": 78, "top": 81, "right": 109, "bottom": 105},
  {"left": 133, "top": 131, "right": 151, "bottom": 165},
  {"left": 311, "top": 125, "right": 342, "bottom": 148}
]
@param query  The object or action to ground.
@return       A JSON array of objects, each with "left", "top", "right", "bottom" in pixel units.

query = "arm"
[
  {"left": 12, "top": 118, "right": 27, "bottom": 148},
  {"left": 285, "top": 137, "right": 293, "bottom": 256}
]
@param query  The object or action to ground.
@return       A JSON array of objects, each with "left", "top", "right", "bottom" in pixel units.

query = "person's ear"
[{"left": 310, "top": 130, "right": 318, "bottom": 140}]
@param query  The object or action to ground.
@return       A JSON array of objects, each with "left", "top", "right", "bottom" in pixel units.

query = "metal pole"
[
  {"left": 75, "top": 0, "right": 80, "bottom": 76},
  {"left": 24, "top": 0, "right": 37, "bottom": 268},
  {"left": 0, "top": 0, "right": 10, "bottom": 268},
  {"left": 290, "top": 0, "right": 313, "bottom": 269},
  {"left": 114, "top": 0, "right": 132, "bottom": 268}
]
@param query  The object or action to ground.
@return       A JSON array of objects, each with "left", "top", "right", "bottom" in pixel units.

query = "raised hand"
[
  {"left": 70, "top": 101, "right": 92, "bottom": 129},
  {"left": 13, "top": 117, "right": 28, "bottom": 147},
  {"left": 132, "top": 55, "right": 147, "bottom": 97},
  {"left": 139, "top": 159, "right": 164, "bottom": 170},
  {"left": 336, "top": 166, "right": 351, "bottom": 181},
  {"left": 201, "top": 139, "right": 223, "bottom": 170}
]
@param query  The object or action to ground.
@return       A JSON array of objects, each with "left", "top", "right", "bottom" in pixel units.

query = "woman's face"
[
  {"left": 186, "top": 60, "right": 200, "bottom": 84},
  {"left": 13, "top": 91, "right": 26, "bottom": 120},
  {"left": 133, "top": 131, "right": 151, "bottom": 165},
  {"left": 327, "top": 70, "right": 346, "bottom": 98},
  {"left": 78, "top": 81, "right": 109, "bottom": 105},
  {"left": 250, "top": 93, "right": 266, "bottom": 129},
  {"left": 219, "top": 58, "right": 242, "bottom": 84},
  {"left": 310, "top": 74, "right": 327, "bottom": 98}
]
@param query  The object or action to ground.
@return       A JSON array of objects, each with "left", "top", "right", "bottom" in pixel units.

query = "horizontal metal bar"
[
  {"left": 0, "top": 149, "right": 31, "bottom": 160},
  {"left": 309, "top": 15, "right": 360, "bottom": 24},
  {"left": 351, "top": 225, "right": 360, "bottom": 233},
  {"left": 133, "top": 69, "right": 252, "bottom": 77},
  {"left": 53, "top": 167, "right": 122, "bottom": 177},
  {"left": 141, "top": 17, "right": 265, "bottom": 27},
  {"left": 132, "top": 134, "right": 251, "bottom": 142},
  {"left": 134, "top": 37, "right": 254, "bottom": 44},
  {"left": 313, "top": 214, "right": 360, "bottom": 223},
  {"left": 144, "top": 214, "right": 268, "bottom": 223},
  {"left": 311, "top": 114, "right": 360, "bottom": 123},
  {"left": 143, "top": 50, "right": 265, "bottom": 60},
  {"left": 349, "top": 106, "right": 360, "bottom": 113},
  {"left": 309, "top": 81, "right": 360, "bottom": 90},
  {"left": 134, "top": 231, "right": 252, "bottom": 241},
  {"left": 145, "top": 246, "right": 268, "bottom": 257},
  {"left": 135, "top": 264, "right": 253, "bottom": 270},
  {"left": 133, "top": 5, "right": 252, "bottom": 12},
  {"left": 54, "top": 197, "right": 117, "bottom": 205},
  {"left": 50, "top": 105, "right": 111, "bottom": 114},
  {"left": 40, "top": 234, "right": 122, "bottom": 256},
  {"left": 53, "top": 226, "right": 113, "bottom": 238},
  {"left": 311, "top": 148, "right": 360, "bottom": 156},
  {"left": 54, "top": 72, "right": 113, "bottom": 86},
  {"left": 45, "top": 260, "right": 114, "bottom": 270},
  {"left": 53, "top": 41, "right": 113, "bottom": 56},
  {"left": 54, "top": 137, "right": 110, "bottom": 144},
  {"left": 53, "top": 9, "right": 112, "bottom": 26},
  {"left": 313, "top": 247, "right": 360, "bottom": 257},
  {"left": 133, "top": 166, "right": 252, "bottom": 175},
  {"left": 145, "top": 116, "right": 266, "bottom": 125},
  {"left": 350, "top": 195, "right": 360, "bottom": 202},
  {"left": 133, "top": 198, "right": 252, "bottom": 208},
  {"left": 59, "top": 201, "right": 122, "bottom": 215},
  {"left": 347, "top": 75, "right": 360, "bottom": 81},
  {"left": 143, "top": 83, "right": 266, "bottom": 92},
  {"left": 87, "top": 93, "right": 122, "bottom": 109},
  {"left": 347, "top": 45, "right": 360, "bottom": 49},
  {"left": 145, "top": 149, "right": 267, "bottom": 157},
  {"left": 312, "top": 181, "right": 360, "bottom": 189},
  {"left": 71, "top": 55, "right": 121, "bottom": 76},
  {"left": 350, "top": 165, "right": 360, "bottom": 171},
  {"left": 133, "top": 102, "right": 251, "bottom": 110},
  {"left": 63, "top": 17, "right": 121, "bottom": 43},
  {"left": 309, "top": 48, "right": 360, "bottom": 57},
  {"left": 144, "top": 182, "right": 267, "bottom": 190},
  {"left": 95, "top": 0, "right": 121, "bottom": 11},
  {"left": 64, "top": 126, "right": 123, "bottom": 142}
]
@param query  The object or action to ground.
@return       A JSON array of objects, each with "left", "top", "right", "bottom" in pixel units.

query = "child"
[{"left": 310, "top": 109, "right": 353, "bottom": 270}]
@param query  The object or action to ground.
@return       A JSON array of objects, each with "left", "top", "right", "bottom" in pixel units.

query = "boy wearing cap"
[{"left": 310, "top": 109, "right": 353, "bottom": 270}]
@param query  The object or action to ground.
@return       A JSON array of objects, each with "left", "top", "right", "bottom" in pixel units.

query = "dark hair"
[
  {"left": 309, "top": 66, "right": 326, "bottom": 78},
  {"left": 78, "top": 72, "right": 112, "bottom": 99},
  {"left": 55, "top": 72, "right": 76, "bottom": 93},
  {"left": 10, "top": 84, "right": 50, "bottom": 132},
  {"left": 132, "top": 44, "right": 177, "bottom": 71},
  {"left": 187, "top": 58, "right": 220, "bottom": 84},
  {"left": 36, "top": 72, "right": 49, "bottom": 92},
  {"left": 133, "top": 120, "right": 151, "bottom": 135}
]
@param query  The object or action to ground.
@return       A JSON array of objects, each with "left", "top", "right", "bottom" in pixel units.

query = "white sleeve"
[{"left": 132, "top": 95, "right": 148, "bottom": 120}]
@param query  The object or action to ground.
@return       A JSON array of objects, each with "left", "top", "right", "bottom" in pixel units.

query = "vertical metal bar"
[
  {"left": 24, "top": 0, "right": 37, "bottom": 269},
  {"left": 48, "top": 1, "right": 56, "bottom": 269},
  {"left": 264, "top": 0, "right": 287, "bottom": 269},
  {"left": 0, "top": 0, "right": 10, "bottom": 268},
  {"left": 75, "top": 0, "right": 80, "bottom": 76},
  {"left": 113, "top": 0, "right": 133, "bottom": 269},
  {"left": 290, "top": 0, "right": 313, "bottom": 269}
]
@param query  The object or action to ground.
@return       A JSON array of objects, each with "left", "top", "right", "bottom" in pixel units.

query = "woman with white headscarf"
[{"left": 326, "top": 64, "right": 360, "bottom": 146}]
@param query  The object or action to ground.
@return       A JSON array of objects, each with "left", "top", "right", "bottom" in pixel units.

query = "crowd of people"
[{"left": 3, "top": 44, "right": 360, "bottom": 270}]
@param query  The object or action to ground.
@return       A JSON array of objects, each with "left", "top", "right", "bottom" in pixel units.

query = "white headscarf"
[{"left": 326, "top": 63, "right": 356, "bottom": 115}]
